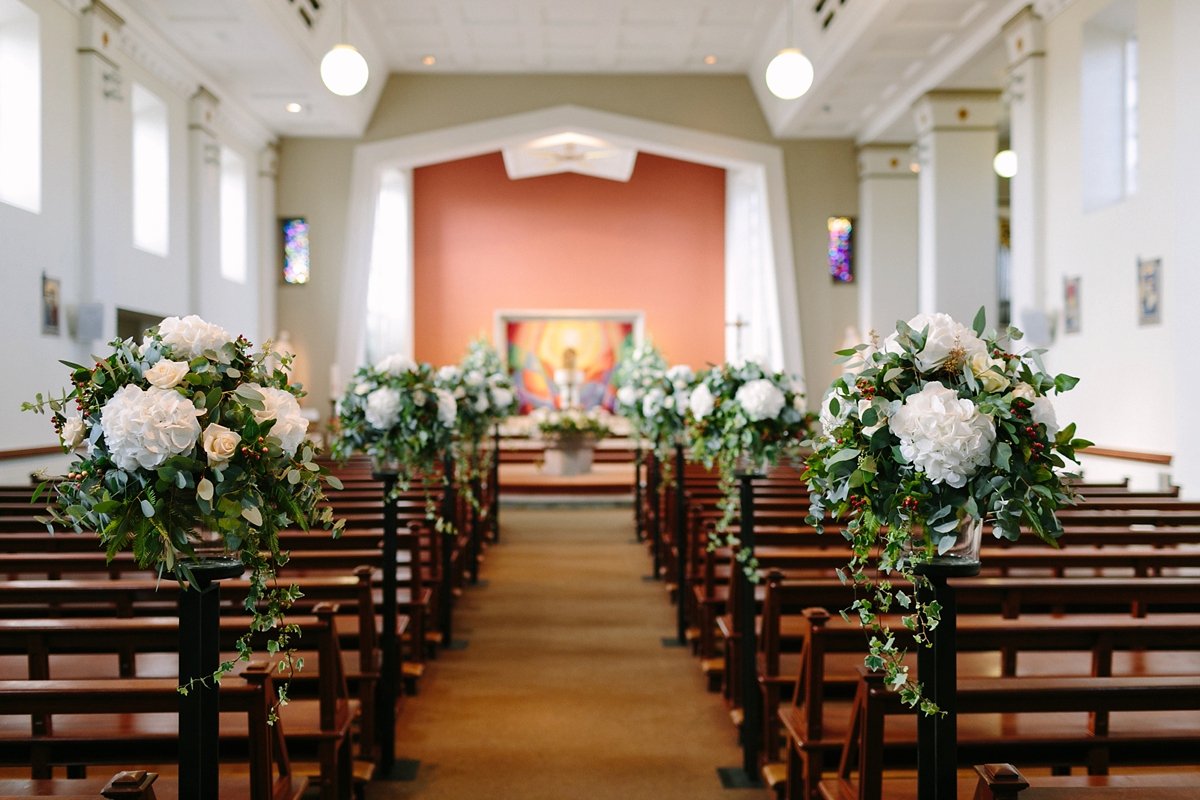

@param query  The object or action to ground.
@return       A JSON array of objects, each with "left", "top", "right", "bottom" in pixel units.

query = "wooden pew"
[
  {"left": 0, "top": 664, "right": 307, "bottom": 800},
  {"left": 820, "top": 669, "right": 1200, "bottom": 800},
  {"left": 970, "top": 763, "right": 1200, "bottom": 800}
]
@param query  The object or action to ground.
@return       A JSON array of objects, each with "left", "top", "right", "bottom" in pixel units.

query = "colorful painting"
[
  {"left": 505, "top": 318, "right": 635, "bottom": 413},
  {"left": 281, "top": 218, "right": 310, "bottom": 285},
  {"left": 828, "top": 216, "right": 854, "bottom": 283}
]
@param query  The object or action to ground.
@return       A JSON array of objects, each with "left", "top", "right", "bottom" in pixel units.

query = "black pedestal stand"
[
  {"left": 469, "top": 473, "right": 482, "bottom": 584},
  {"left": 674, "top": 443, "right": 688, "bottom": 644},
  {"left": 371, "top": 470, "right": 401, "bottom": 777},
  {"left": 648, "top": 453, "right": 661, "bottom": 580},
  {"left": 914, "top": 558, "right": 980, "bottom": 800},
  {"left": 177, "top": 557, "right": 244, "bottom": 800},
  {"left": 439, "top": 454, "right": 457, "bottom": 645},
  {"left": 490, "top": 425, "right": 501, "bottom": 544},
  {"left": 634, "top": 444, "right": 644, "bottom": 541}
]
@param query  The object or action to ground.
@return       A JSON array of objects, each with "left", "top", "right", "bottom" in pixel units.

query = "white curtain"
[
  {"left": 725, "top": 166, "right": 784, "bottom": 371},
  {"left": 362, "top": 168, "right": 412, "bottom": 365}
]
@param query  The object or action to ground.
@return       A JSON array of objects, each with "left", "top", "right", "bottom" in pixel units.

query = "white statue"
[{"left": 553, "top": 347, "right": 585, "bottom": 409}]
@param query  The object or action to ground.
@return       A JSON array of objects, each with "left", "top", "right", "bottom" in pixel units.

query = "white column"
[
  {"left": 257, "top": 143, "right": 279, "bottom": 344},
  {"left": 913, "top": 91, "right": 1001, "bottom": 326},
  {"left": 1003, "top": 7, "right": 1049, "bottom": 343},
  {"left": 857, "top": 145, "right": 919, "bottom": 338},
  {"left": 189, "top": 87, "right": 221, "bottom": 318},
  {"left": 78, "top": 3, "right": 126, "bottom": 344}
]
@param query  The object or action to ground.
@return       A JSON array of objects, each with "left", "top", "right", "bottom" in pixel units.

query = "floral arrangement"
[
  {"left": 22, "top": 315, "right": 344, "bottom": 702},
  {"left": 803, "top": 310, "right": 1090, "bottom": 712},
  {"left": 532, "top": 406, "right": 611, "bottom": 444},
  {"left": 614, "top": 343, "right": 668, "bottom": 433},
  {"left": 686, "top": 360, "right": 811, "bottom": 576},
  {"left": 436, "top": 339, "right": 519, "bottom": 508},
  {"left": 332, "top": 354, "right": 457, "bottom": 503}
]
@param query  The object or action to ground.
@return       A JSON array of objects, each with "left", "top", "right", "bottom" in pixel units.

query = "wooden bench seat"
[{"left": 0, "top": 775, "right": 309, "bottom": 800}]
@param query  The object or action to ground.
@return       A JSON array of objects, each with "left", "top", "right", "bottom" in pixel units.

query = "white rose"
[
  {"left": 888, "top": 381, "right": 995, "bottom": 488},
  {"left": 438, "top": 365, "right": 461, "bottom": 383},
  {"left": 157, "top": 315, "right": 234, "bottom": 361},
  {"left": 435, "top": 388, "right": 457, "bottom": 426},
  {"left": 676, "top": 389, "right": 691, "bottom": 412},
  {"left": 413, "top": 389, "right": 427, "bottom": 407},
  {"left": 61, "top": 416, "right": 86, "bottom": 451},
  {"left": 474, "top": 395, "right": 490, "bottom": 413},
  {"left": 376, "top": 354, "right": 416, "bottom": 376},
  {"left": 642, "top": 388, "right": 666, "bottom": 418},
  {"left": 1031, "top": 395, "right": 1059, "bottom": 438},
  {"left": 248, "top": 385, "right": 309, "bottom": 456},
  {"left": 143, "top": 359, "right": 190, "bottom": 390},
  {"left": 454, "top": 387, "right": 466, "bottom": 399},
  {"left": 491, "top": 387, "right": 514, "bottom": 411},
  {"left": 820, "top": 389, "right": 851, "bottom": 435},
  {"left": 885, "top": 313, "right": 987, "bottom": 373},
  {"left": 353, "top": 381, "right": 374, "bottom": 396},
  {"left": 1011, "top": 382, "right": 1036, "bottom": 402},
  {"left": 466, "top": 370, "right": 485, "bottom": 387},
  {"left": 969, "top": 353, "right": 1011, "bottom": 393},
  {"left": 736, "top": 379, "right": 786, "bottom": 422},
  {"left": 663, "top": 395, "right": 675, "bottom": 410},
  {"left": 202, "top": 423, "right": 240, "bottom": 465},
  {"left": 617, "top": 386, "right": 638, "bottom": 408},
  {"left": 101, "top": 385, "right": 202, "bottom": 471},
  {"left": 365, "top": 387, "right": 401, "bottom": 430},
  {"left": 792, "top": 395, "right": 806, "bottom": 413},
  {"left": 665, "top": 364, "right": 694, "bottom": 389},
  {"left": 689, "top": 383, "right": 715, "bottom": 420}
]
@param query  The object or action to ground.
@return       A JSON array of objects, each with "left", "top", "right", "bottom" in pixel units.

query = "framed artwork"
[
  {"left": 1063, "top": 277, "right": 1081, "bottom": 334},
  {"left": 281, "top": 218, "right": 310, "bottom": 285},
  {"left": 1138, "top": 257, "right": 1162, "bottom": 326},
  {"left": 827, "top": 217, "right": 854, "bottom": 283},
  {"left": 495, "top": 310, "right": 643, "bottom": 413},
  {"left": 42, "top": 275, "right": 60, "bottom": 336}
]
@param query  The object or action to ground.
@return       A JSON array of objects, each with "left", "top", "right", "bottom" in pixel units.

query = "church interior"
[{"left": 2, "top": 0, "right": 1200, "bottom": 798}]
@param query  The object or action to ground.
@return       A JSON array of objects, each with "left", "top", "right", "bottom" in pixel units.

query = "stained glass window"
[
  {"left": 828, "top": 216, "right": 853, "bottom": 283},
  {"left": 282, "top": 218, "right": 310, "bottom": 285}
]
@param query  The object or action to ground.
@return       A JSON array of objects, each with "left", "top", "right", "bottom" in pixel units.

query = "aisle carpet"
[{"left": 368, "top": 508, "right": 769, "bottom": 800}]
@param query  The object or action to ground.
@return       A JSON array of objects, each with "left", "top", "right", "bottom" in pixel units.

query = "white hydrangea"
[
  {"left": 438, "top": 365, "right": 461, "bottom": 383},
  {"left": 465, "top": 370, "right": 485, "bottom": 387},
  {"left": 665, "top": 364, "right": 694, "bottom": 390},
  {"left": 689, "top": 383, "right": 715, "bottom": 420},
  {"left": 617, "top": 385, "right": 639, "bottom": 408},
  {"left": 642, "top": 388, "right": 666, "bottom": 418},
  {"left": 474, "top": 395, "right": 490, "bottom": 413},
  {"left": 888, "top": 381, "right": 996, "bottom": 488},
  {"left": 249, "top": 385, "right": 309, "bottom": 456},
  {"left": 736, "top": 379, "right": 786, "bottom": 422},
  {"left": 377, "top": 354, "right": 416, "bottom": 376},
  {"left": 101, "top": 385, "right": 203, "bottom": 471},
  {"left": 435, "top": 388, "right": 457, "bottom": 426},
  {"left": 491, "top": 387, "right": 514, "bottom": 411},
  {"left": 884, "top": 313, "right": 987, "bottom": 373},
  {"left": 157, "top": 315, "right": 234, "bottom": 361},
  {"left": 365, "top": 387, "right": 401, "bottom": 430},
  {"left": 1031, "top": 395, "right": 1059, "bottom": 438}
]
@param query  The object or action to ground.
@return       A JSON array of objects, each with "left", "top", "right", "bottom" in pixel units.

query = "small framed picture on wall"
[
  {"left": 42, "top": 274, "right": 60, "bottom": 336},
  {"left": 1063, "top": 277, "right": 1081, "bottom": 334},
  {"left": 1138, "top": 257, "right": 1162, "bottom": 326}
]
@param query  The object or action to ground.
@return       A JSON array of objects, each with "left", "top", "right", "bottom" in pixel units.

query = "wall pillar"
[
  {"left": 913, "top": 91, "right": 1001, "bottom": 325},
  {"left": 258, "top": 144, "right": 279, "bottom": 344},
  {"left": 189, "top": 88, "right": 221, "bottom": 319},
  {"left": 1003, "top": 7, "right": 1049, "bottom": 343},
  {"left": 78, "top": 2, "right": 125, "bottom": 344},
  {"left": 857, "top": 144, "right": 919, "bottom": 338}
]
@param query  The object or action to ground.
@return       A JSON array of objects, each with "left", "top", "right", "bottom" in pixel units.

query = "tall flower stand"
[
  {"left": 648, "top": 452, "right": 661, "bottom": 580},
  {"left": 439, "top": 453, "right": 457, "bottom": 646},
  {"left": 719, "top": 467, "right": 765, "bottom": 788},
  {"left": 673, "top": 442, "right": 688, "bottom": 645},
  {"left": 371, "top": 470, "right": 401, "bottom": 777},
  {"left": 490, "top": 425, "right": 501, "bottom": 544},
  {"left": 177, "top": 557, "right": 245, "bottom": 800},
  {"left": 914, "top": 554, "right": 981, "bottom": 800}
]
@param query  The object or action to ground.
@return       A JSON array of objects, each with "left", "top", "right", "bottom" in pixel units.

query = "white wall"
[
  {"left": 1041, "top": 0, "right": 1180, "bottom": 485},
  {"left": 0, "top": 0, "right": 274, "bottom": 479}
]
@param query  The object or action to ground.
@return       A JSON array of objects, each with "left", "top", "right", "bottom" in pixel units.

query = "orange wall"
[{"left": 412, "top": 151, "right": 725, "bottom": 368}]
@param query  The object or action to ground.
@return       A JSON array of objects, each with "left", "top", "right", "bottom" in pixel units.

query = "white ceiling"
[{"left": 106, "top": 0, "right": 1071, "bottom": 143}]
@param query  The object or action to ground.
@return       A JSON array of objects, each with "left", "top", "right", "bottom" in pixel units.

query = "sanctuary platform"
[{"left": 498, "top": 439, "right": 638, "bottom": 507}]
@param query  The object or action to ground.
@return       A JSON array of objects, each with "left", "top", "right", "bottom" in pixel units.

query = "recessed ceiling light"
[
  {"left": 422, "top": 55, "right": 436, "bottom": 66},
  {"left": 704, "top": 55, "right": 717, "bottom": 65},
  {"left": 286, "top": 102, "right": 302, "bottom": 113}
]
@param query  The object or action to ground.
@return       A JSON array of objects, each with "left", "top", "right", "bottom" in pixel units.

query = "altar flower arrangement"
[
  {"left": 23, "top": 315, "right": 344, "bottom": 699},
  {"left": 532, "top": 406, "right": 611, "bottom": 444},
  {"left": 686, "top": 360, "right": 813, "bottom": 575},
  {"left": 333, "top": 355, "right": 457, "bottom": 498},
  {"left": 803, "top": 309, "right": 1091, "bottom": 712}
]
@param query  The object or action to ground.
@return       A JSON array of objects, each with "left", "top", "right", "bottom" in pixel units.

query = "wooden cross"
[{"left": 726, "top": 316, "right": 749, "bottom": 362}]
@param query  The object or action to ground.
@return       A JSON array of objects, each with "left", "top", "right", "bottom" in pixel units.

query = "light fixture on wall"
[
  {"left": 766, "top": 0, "right": 814, "bottom": 99},
  {"left": 993, "top": 149, "right": 1018, "bottom": 178},
  {"left": 321, "top": 1, "right": 368, "bottom": 97}
]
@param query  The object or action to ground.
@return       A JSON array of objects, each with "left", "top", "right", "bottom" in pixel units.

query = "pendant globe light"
[
  {"left": 321, "top": 0, "right": 369, "bottom": 97},
  {"left": 765, "top": 0, "right": 814, "bottom": 100}
]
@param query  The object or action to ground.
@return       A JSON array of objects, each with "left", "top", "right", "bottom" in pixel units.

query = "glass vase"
[{"left": 912, "top": 516, "right": 984, "bottom": 577}]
